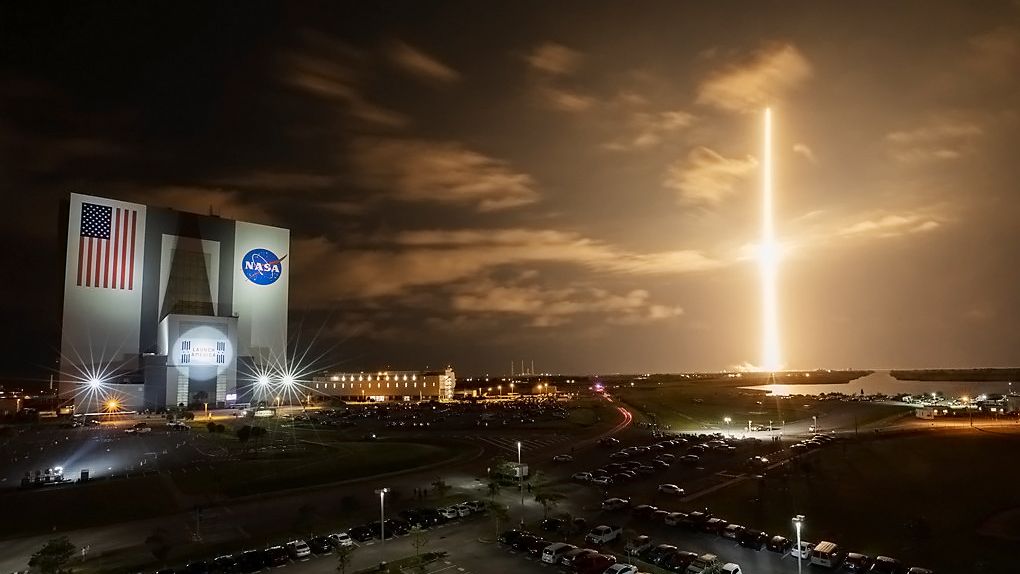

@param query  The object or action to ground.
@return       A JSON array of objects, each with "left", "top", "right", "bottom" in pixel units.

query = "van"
[
  {"left": 541, "top": 542, "right": 575, "bottom": 564},
  {"left": 810, "top": 541, "right": 844, "bottom": 568}
]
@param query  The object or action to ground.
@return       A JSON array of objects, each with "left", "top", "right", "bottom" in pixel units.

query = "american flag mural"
[{"left": 77, "top": 201, "right": 138, "bottom": 289}]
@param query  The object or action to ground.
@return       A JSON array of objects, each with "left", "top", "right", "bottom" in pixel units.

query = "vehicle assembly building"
[{"left": 59, "top": 193, "right": 290, "bottom": 412}]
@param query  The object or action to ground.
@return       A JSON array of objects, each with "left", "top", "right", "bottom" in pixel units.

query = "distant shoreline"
[{"left": 891, "top": 368, "right": 1020, "bottom": 382}]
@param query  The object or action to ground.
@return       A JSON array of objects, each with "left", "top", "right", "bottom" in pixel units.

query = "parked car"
[
  {"left": 285, "top": 540, "right": 311, "bottom": 560},
  {"left": 498, "top": 529, "right": 525, "bottom": 546},
  {"left": 791, "top": 540, "right": 814, "bottom": 559},
  {"left": 631, "top": 504, "right": 658, "bottom": 519},
  {"left": 560, "top": 548, "right": 598, "bottom": 569},
  {"left": 585, "top": 524, "right": 622, "bottom": 545},
  {"left": 738, "top": 529, "right": 768, "bottom": 550},
  {"left": 307, "top": 536, "right": 333, "bottom": 554},
  {"left": 541, "top": 518, "right": 565, "bottom": 532},
  {"left": 906, "top": 568, "right": 933, "bottom": 574},
  {"left": 573, "top": 472, "right": 593, "bottom": 481},
  {"left": 701, "top": 517, "right": 728, "bottom": 534},
  {"left": 574, "top": 552, "right": 616, "bottom": 574},
  {"left": 601, "top": 497, "right": 630, "bottom": 511},
  {"left": 664, "top": 551, "right": 700, "bottom": 571},
  {"left": 843, "top": 553, "right": 873, "bottom": 572},
  {"left": 438, "top": 506, "right": 459, "bottom": 520},
  {"left": 766, "top": 535, "right": 792, "bottom": 554},
  {"left": 465, "top": 500, "right": 485, "bottom": 513},
  {"left": 664, "top": 511, "right": 687, "bottom": 526},
  {"left": 211, "top": 554, "right": 237, "bottom": 573},
  {"left": 658, "top": 483, "right": 686, "bottom": 496},
  {"left": 603, "top": 564, "right": 638, "bottom": 574},
  {"left": 264, "top": 545, "right": 290, "bottom": 567},
  {"left": 329, "top": 532, "right": 354, "bottom": 547},
  {"left": 722, "top": 524, "right": 746, "bottom": 540},
  {"left": 541, "top": 542, "right": 576, "bottom": 564},
  {"left": 645, "top": 544, "right": 678, "bottom": 565},
  {"left": 553, "top": 454, "right": 574, "bottom": 462},
  {"left": 235, "top": 550, "right": 267, "bottom": 573},
  {"left": 348, "top": 525, "right": 374, "bottom": 542},
  {"left": 869, "top": 556, "right": 904, "bottom": 574},
  {"left": 623, "top": 535, "right": 653, "bottom": 555}
]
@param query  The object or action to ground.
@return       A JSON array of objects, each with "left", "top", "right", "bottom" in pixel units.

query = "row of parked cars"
[
  {"left": 498, "top": 527, "right": 741, "bottom": 574},
  {"left": 601, "top": 496, "right": 934, "bottom": 574},
  {"left": 151, "top": 501, "right": 488, "bottom": 573}
]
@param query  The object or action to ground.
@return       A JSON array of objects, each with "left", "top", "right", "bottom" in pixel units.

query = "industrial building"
[
  {"left": 59, "top": 193, "right": 290, "bottom": 412},
  {"left": 310, "top": 367, "right": 456, "bottom": 401}
]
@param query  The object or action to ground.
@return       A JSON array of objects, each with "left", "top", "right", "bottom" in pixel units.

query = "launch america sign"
[{"left": 241, "top": 248, "right": 285, "bottom": 286}]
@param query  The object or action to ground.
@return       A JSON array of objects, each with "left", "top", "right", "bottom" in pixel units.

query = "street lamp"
[
  {"left": 376, "top": 488, "right": 389, "bottom": 552},
  {"left": 793, "top": 514, "right": 805, "bottom": 574},
  {"left": 517, "top": 440, "right": 524, "bottom": 527},
  {"left": 723, "top": 416, "right": 731, "bottom": 427},
  {"left": 812, "top": 415, "right": 818, "bottom": 432}
]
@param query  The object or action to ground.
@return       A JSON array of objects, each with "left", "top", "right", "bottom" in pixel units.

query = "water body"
[{"left": 743, "top": 369, "right": 1013, "bottom": 397}]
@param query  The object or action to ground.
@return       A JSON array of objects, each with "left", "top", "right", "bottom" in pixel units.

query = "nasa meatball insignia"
[{"left": 242, "top": 248, "right": 285, "bottom": 285}]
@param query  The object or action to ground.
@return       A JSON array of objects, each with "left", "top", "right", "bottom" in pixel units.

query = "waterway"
[{"left": 743, "top": 369, "right": 1013, "bottom": 397}]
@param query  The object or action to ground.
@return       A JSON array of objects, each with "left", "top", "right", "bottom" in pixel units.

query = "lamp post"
[
  {"left": 376, "top": 488, "right": 389, "bottom": 553},
  {"left": 517, "top": 440, "right": 524, "bottom": 527},
  {"left": 793, "top": 514, "right": 805, "bottom": 574},
  {"left": 812, "top": 415, "right": 818, "bottom": 432}
]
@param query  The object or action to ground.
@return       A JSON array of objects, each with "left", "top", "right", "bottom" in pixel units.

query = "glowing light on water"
[{"left": 760, "top": 108, "right": 782, "bottom": 372}]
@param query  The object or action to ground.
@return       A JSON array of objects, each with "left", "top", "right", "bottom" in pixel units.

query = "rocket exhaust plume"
[{"left": 761, "top": 108, "right": 781, "bottom": 372}]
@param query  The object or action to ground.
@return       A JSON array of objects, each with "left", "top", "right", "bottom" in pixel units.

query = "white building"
[
  {"left": 311, "top": 367, "right": 456, "bottom": 401},
  {"left": 59, "top": 193, "right": 290, "bottom": 412}
]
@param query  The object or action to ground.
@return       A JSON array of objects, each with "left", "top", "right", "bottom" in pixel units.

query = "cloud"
[
  {"left": 696, "top": 43, "right": 812, "bottom": 113},
  {"left": 535, "top": 86, "right": 596, "bottom": 112},
  {"left": 388, "top": 41, "right": 460, "bottom": 84},
  {"left": 967, "top": 27, "right": 1020, "bottom": 82},
  {"left": 605, "top": 110, "right": 695, "bottom": 151},
  {"left": 527, "top": 42, "right": 582, "bottom": 75},
  {"left": 837, "top": 213, "right": 942, "bottom": 239},
  {"left": 792, "top": 143, "right": 817, "bottom": 163},
  {"left": 664, "top": 146, "right": 758, "bottom": 205},
  {"left": 885, "top": 120, "right": 983, "bottom": 163},
  {"left": 125, "top": 186, "right": 277, "bottom": 225},
  {"left": 449, "top": 278, "right": 682, "bottom": 328},
  {"left": 292, "top": 228, "right": 723, "bottom": 302},
  {"left": 284, "top": 32, "right": 408, "bottom": 128},
  {"left": 351, "top": 138, "right": 540, "bottom": 211},
  {"left": 213, "top": 171, "right": 335, "bottom": 191}
]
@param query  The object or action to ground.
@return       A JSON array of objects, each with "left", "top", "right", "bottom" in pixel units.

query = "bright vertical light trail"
[{"left": 761, "top": 107, "right": 781, "bottom": 372}]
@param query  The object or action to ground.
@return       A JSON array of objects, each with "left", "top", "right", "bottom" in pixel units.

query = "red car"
[{"left": 575, "top": 553, "right": 617, "bottom": 574}]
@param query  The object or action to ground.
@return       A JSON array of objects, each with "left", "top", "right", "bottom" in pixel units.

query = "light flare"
[{"left": 760, "top": 108, "right": 782, "bottom": 372}]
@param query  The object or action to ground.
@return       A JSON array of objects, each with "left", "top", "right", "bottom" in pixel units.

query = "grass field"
[
  {"left": 172, "top": 440, "right": 461, "bottom": 497},
  {"left": 680, "top": 430, "right": 1020, "bottom": 573}
]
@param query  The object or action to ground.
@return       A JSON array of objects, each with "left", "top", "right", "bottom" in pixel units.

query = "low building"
[{"left": 311, "top": 366, "right": 455, "bottom": 401}]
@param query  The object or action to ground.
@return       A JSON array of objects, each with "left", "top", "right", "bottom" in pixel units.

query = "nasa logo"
[{"left": 241, "top": 248, "right": 285, "bottom": 285}]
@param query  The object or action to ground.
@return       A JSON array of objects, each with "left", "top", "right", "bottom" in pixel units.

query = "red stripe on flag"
[
  {"left": 103, "top": 234, "right": 110, "bottom": 288},
  {"left": 128, "top": 210, "right": 137, "bottom": 290},
  {"left": 76, "top": 235, "right": 84, "bottom": 286},
  {"left": 120, "top": 209, "right": 128, "bottom": 289},
  {"left": 94, "top": 234, "right": 102, "bottom": 286},
  {"left": 112, "top": 208, "right": 121, "bottom": 289},
  {"left": 85, "top": 237, "right": 94, "bottom": 287}
]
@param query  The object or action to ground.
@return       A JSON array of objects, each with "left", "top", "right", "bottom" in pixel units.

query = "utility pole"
[{"left": 517, "top": 441, "right": 524, "bottom": 527}]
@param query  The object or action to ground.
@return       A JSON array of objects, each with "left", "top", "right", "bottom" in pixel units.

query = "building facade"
[
  {"left": 311, "top": 367, "right": 456, "bottom": 401},
  {"left": 59, "top": 193, "right": 289, "bottom": 412}
]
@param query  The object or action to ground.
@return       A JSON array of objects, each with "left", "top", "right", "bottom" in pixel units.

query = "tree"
[
  {"left": 486, "top": 478, "right": 501, "bottom": 500},
  {"left": 530, "top": 471, "right": 564, "bottom": 518},
  {"left": 207, "top": 421, "right": 217, "bottom": 433},
  {"left": 486, "top": 500, "right": 509, "bottom": 540},
  {"left": 701, "top": 563, "right": 724, "bottom": 574},
  {"left": 192, "top": 390, "right": 209, "bottom": 405},
  {"left": 431, "top": 477, "right": 451, "bottom": 499},
  {"left": 409, "top": 526, "right": 430, "bottom": 565},
  {"left": 145, "top": 528, "right": 172, "bottom": 565},
  {"left": 334, "top": 544, "right": 355, "bottom": 574},
  {"left": 28, "top": 537, "right": 75, "bottom": 574}
]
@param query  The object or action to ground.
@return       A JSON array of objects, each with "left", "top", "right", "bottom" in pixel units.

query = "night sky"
[{"left": 3, "top": 1, "right": 1019, "bottom": 382}]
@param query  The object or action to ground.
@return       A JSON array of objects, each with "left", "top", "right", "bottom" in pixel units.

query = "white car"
[
  {"left": 657, "top": 483, "right": 686, "bottom": 496},
  {"left": 454, "top": 503, "right": 472, "bottom": 517},
  {"left": 286, "top": 539, "right": 312, "bottom": 559},
  {"left": 438, "top": 506, "right": 459, "bottom": 520},
  {"left": 553, "top": 454, "right": 574, "bottom": 462},
  {"left": 465, "top": 500, "right": 485, "bottom": 512},
  {"left": 572, "top": 472, "right": 593, "bottom": 481},
  {"left": 328, "top": 532, "right": 353, "bottom": 547},
  {"left": 603, "top": 565, "right": 638, "bottom": 574},
  {"left": 591, "top": 476, "right": 612, "bottom": 487},
  {"left": 791, "top": 541, "right": 814, "bottom": 559}
]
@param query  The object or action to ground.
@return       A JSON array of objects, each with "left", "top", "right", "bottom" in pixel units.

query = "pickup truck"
[
  {"left": 685, "top": 554, "right": 742, "bottom": 574},
  {"left": 584, "top": 524, "right": 622, "bottom": 545}
]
